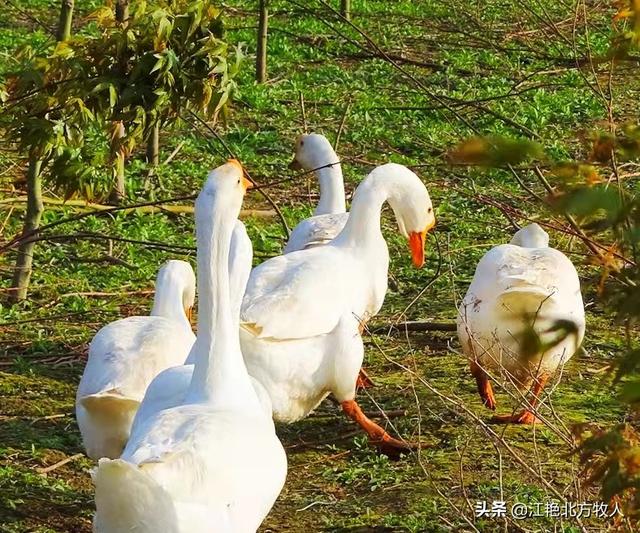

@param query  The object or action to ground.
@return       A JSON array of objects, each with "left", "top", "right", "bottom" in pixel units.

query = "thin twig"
[
  {"left": 162, "top": 141, "right": 186, "bottom": 166},
  {"left": 334, "top": 101, "right": 351, "bottom": 152},
  {"left": 298, "top": 90, "right": 308, "bottom": 133},
  {"left": 0, "top": 194, "right": 198, "bottom": 253},
  {"left": 37, "top": 453, "right": 84, "bottom": 475},
  {"left": 373, "top": 320, "right": 457, "bottom": 333}
]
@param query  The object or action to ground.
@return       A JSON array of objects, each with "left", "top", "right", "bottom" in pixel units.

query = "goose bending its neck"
[
  {"left": 239, "top": 162, "right": 436, "bottom": 456},
  {"left": 334, "top": 163, "right": 434, "bottom": 266},
  {"left": 185, "top": 162, "right": 260, "bottom": 413}
]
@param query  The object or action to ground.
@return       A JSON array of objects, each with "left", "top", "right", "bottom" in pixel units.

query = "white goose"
[
  {"left": 285, "top": 133, "right": 376, "bottom": 388},
  {"left": 134, "top": 220, "right": 272, "bottom": 426},
  {"left": 457, "top": 223, "right": 585, "bottom": 424},
  {"left": 93, "top": 160, "right": 287, "bottom": 532},
  {"left": 284, "top": 133, "right": 347, "bottom": 253},
  {"left": 76, "top": 260, "right": 196, "bottom": 460},
  {"left": 240, "top": 163, "right": 436, "bottom": 456}
]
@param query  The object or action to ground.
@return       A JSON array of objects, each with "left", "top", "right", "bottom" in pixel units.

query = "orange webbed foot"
[
  {"left": 470, "top": 361, "right": 497, "bottom": 411},
  {"left": 480, "top": 382, "right": 497, "bottom": 411},
  {"left": 341, "top": 400, "right": 414, "bottom": 460},
  {"left": 371, "top": 434, "right": 415, "bottom": 460},
  {"left": 490, "top": 410, "right": 542, "bottom": 425}
]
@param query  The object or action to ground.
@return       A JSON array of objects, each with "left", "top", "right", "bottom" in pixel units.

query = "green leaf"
[
  {"left": 150, "top": 55, "right": 166, "bottom": 74},
  {"left": 109, "top": 85, "right": 117, "bottom": 108}
]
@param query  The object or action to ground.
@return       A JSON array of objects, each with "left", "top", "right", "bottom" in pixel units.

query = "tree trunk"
[
  {"left": 116, "top": 0, "right": 129, "bottom": 26},
  {"left": 9, "top": 155, "right": 44, "bottom": 304},
  {"left": 9, "top": 2, "right": 74, "bottom": 304},
  {"left": 256, "top": 0, "right": 268, "bottom": 83},
  {"left": 143, "top": 121, "right": 160, "bottom": 191},
  {"left": 108, "top": 121, "right": 126, "bottom": 204},
  {"left": 340, "top": 0, "right": 351, "bottom": 21},
  {"left": 146, "top": 122, "right": 159, "bottom": 168},
  {"left": 56, "top": 0, "right": 74, "bottom": 42},
  {"left": 108, "top": 1, "right": 129, "bottom": 203}
]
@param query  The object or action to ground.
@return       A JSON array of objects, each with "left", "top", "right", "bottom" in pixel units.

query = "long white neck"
[
  {"left": 228, "top": 222, "right": 253, "bottom": 319},
  {"left": 186, "top": 197, "right": 261, "bottom": 413},
  {"left": 314, "top": 164, "right": 346, "bottom": 215},
  {"left": 150, "top": 283, "right": 190, "bottom": 331},
  {"left": 333, "top": 175, "right": 387, "bottom": 247},
  {"left": 184, "top": 222, "right": 251, "bottom": 366}
]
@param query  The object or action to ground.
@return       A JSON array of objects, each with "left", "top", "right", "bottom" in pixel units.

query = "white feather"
[
  {"left": 77, "top": 261, "right": 196, "bottom": 460},
  {"left": 241, "top": 164, "right": 435, "bottom": 422},
  {"left": 93, "top": 163, "right": 286, "bottom": 532}
]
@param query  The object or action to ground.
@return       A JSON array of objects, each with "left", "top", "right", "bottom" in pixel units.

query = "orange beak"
[
  {"left": 242, "top": 173, "right": 253, "bottom": 191},
  {"left": 408, "top": 231, "right": 425, "bottom": 268},
  {"left": 227, "top": 158, "right": 253, "bottom": 191},
  {"left": 185, "top": 306, "right": 193, "bottom": 324},
  {"left": 408, "top": 219, "right": 436, "bottom": 268}
]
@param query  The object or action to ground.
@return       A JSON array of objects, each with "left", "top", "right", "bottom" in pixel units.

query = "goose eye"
[
  {"left": 237, "top": 179, "right": 241, "bottom": 185},
  {"left": 300, "top": 140, "right": 304, "bottom": 146}
]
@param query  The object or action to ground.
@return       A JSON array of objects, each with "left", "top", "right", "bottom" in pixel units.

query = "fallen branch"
[
  {"left": 12, "top": 231, "right": 195, "bottom": 254},
  {"left": 58, "top": 289, "right": 154, "bottom": 298},
  {"left": 0, "top": 196, "right": 276, "bottom": 219},
  {"left": 0, "top": 193, "right": 199, "bottom": 252},
  {"left": 37, "top": 453, "right": 84, "bottom": 475},
  {"left": 375, "top": 320, "right": 458, "bottom": 333},
  {"left": 312, "top": 408, "right": 407, "bottom": 420}
]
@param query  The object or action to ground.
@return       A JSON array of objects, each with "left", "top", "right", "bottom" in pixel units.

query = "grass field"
[{"left": 1, "top": 0, "right": 638, "bottom": 531}]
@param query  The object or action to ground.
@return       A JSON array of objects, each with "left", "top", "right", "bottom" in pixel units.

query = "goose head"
[
  {"left": 510, "top": 223, "right": 549, "bottom": 249},
  {"left": 198, "top": 159, "right": 253, "bottom": 219},
  {"left": 378, "top": 163, "right": 436, "bottom": 268},
  {"left": 289, "top": 133, "right": 339, "bottom": 171},
  {"left": 152, "top": 260, "right": 196, "bottom": 321}
]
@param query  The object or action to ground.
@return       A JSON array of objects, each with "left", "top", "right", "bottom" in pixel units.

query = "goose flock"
[{"left": 77, "top": 134, "right": 585, "bottom": 532}]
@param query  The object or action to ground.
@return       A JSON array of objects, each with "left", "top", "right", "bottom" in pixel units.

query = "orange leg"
[
  {"left": 341, "top": 400, "right": 414, "bottom": 459},
  {"left": 356, "top": 320, "right": 375, "bottom": 390},
  {"left": 470, "top": 360, "right": 496, "bottom": 411},
  {"left": 491, "top": 375, "right": 548, "bottom": 425},
  {"left": 356, "top": 368, "right": 375, "bottom": 390}
]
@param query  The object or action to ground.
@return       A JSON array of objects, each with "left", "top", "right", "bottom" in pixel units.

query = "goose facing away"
[
  {"left": 93, "top": 160, "right": 287, "bottom": 532},
  {"left": 240, "top": 163, "right": 435, "bottom": 456},
  {"left": 457, "top": 223, "right": 585, "bottom": 424},
  {"left": 76, "top": 260, "right": 196, "bottom": 460},
  {"left": 133, "top": 220, "right": 273, "bottom": 428},
  {"left": 284, "top": 133, "right": 348, "bottom": 253}
]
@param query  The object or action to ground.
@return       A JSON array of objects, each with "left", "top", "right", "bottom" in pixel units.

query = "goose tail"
[
  {"left": 497, "top": 285, "right": 556, "bottom": 319},
  {"left": 92, "top": 458, "right": 179, "bottom": 533},
  {"left": 78, "top": 391, "right": 140, "bottom": 459}
]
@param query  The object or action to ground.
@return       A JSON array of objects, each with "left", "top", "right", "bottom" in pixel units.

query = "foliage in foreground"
[
  {"left": 0, "top": 0, "right": 240, "bottom": 303},
  {"left": 2, "top": 0, "right": 239, "bottom": 199}
]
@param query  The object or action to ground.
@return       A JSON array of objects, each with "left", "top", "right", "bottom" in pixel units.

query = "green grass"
[{"left": 1, "top": 0, "right": 638, "bottom": 531}]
